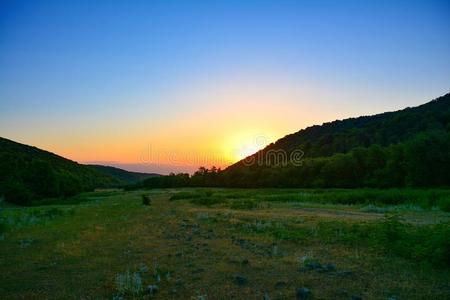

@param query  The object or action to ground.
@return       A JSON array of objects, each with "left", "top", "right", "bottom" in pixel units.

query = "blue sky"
[{"left": 0, "top": 0, "right": 449, "bottom": 173}]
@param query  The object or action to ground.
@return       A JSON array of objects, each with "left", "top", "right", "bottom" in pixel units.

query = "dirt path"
[{"left": 188, "top": 203, "right": 450, "bottom": 225}]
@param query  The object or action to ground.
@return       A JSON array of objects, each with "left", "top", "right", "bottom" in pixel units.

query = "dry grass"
[{"left": 0, "top": 189, "right": 449, "bottom": 299}]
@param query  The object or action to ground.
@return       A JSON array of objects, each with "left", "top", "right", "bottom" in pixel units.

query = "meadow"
[{"left": 0, "top": 188, "right": 449, "bottom": 299}]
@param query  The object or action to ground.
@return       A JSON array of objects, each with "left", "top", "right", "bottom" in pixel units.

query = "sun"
[{"left": 223, "top": 132, "right": 271, "bottom": 163}]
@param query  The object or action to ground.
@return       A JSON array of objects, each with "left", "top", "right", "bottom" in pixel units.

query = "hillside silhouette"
[
  {"left": 0, "top": 138, "right": 157, "bottom": 204},
  {"left": 137, "top": 93, "right": 450, "bottom": 189}
]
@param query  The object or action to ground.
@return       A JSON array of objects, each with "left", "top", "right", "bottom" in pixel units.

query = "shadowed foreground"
[{"left": 0, "top": 189, "right": 449, "bottom": 299}]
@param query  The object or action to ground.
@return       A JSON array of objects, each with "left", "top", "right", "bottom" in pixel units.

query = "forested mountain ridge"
[
  {"left": 0, "top": 137, "right": 133, "bottom": 204},
  {"left": 134, "top": 93, "right": 450, "bottom": 189},
  {"left": 233, "top": 93, "right": 450, "bottom": 166},
  {"left": 88, "top": 165, "right": 160, "bottom": 184},
  {"left": 220, "top": 93, "right": 450, "bottom": 187}
]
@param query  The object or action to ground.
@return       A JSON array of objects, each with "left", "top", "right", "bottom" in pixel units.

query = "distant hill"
[
  {"left": 221, "top": 93, "right": 450, "bottom": 187},
  {"left": 88, "top": 164, "right": 159, "bottom": 184},
  {"left": 0, "top": 137, "right": 154, "bottom": 205}
]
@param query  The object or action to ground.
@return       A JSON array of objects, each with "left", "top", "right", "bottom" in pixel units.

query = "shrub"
[
  {"left": 204, "top": 190, "right": 214, "bottom": 197},
  {"left": 2, "top": 181, "right": 33, "bottom": 205},
  {"left": 437, "top": 197, "right": 450, "bottom": 212},
  {"left": 0, "top": 221, "right": 5, "bottom": 234},
  {"left": 141, "top": 194, "right": 151, "bottom": 206}
]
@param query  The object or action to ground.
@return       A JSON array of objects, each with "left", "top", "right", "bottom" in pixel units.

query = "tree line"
[{"left": 130, "top": 130, "right": 450, "bottom": 189}]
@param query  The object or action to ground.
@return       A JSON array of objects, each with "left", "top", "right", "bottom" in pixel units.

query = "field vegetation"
[{"left": 1, "top": 188, "right": 449, "bottom": 299}]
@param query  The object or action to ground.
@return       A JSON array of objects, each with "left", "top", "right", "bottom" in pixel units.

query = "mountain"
[
  {"left": 235, "top": 93, "right": 450, "bottom": 164},
  {"left": 0, "top": 137, "right": 151, "bottom": 205},
  {"left": 135, "top": 93, "right": 450, "bottom": 189},
  {"left": 221, "top": 93, "right": 450, "bottom": 187},
  {"left": 88, "top": 165, "right": 159, "bottom": 184},
  {"left": 5, "top": 93, "right": 449, "bottom": 201}
]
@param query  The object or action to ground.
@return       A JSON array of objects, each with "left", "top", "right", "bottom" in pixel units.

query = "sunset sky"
[{"left": 1, "top": 0, "right": 449, "bottom": 174}]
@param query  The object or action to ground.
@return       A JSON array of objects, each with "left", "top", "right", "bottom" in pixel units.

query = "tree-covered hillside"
[
  {"left": 134, "top": 93, "right": 450, "bottom": 189},
  {"left": 88, "top": 165, "right": 160, "bottom": 184},
  {"left": 222, "top": 93, "right": 450, "bottom": 187},
  {"left": 0, "top": 137, "right": 123, "bottom": 205},
  {"left": 235, "top": 93, "right": 450, "bottom": 164}
]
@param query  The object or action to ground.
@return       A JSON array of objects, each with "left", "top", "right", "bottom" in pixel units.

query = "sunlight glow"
[{"left": 223, "top": 131, "right": 273, "bottom": 163}]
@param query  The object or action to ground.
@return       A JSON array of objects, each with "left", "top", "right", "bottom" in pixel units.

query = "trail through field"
[{"left": 0, "top": 190, "right": 449, "bottom": 299}]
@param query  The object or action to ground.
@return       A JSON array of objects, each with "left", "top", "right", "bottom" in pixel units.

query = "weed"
[
  {"left": 0, "top": 207, "right": 74, "bottom": 231},
  {"left": 315, "top": 216, "right": 450, "bottom": 266},
  {"left": 19, "top": 238, "right": 34, "bottom": 248},
  {"left": 170, "top": 191, "right": 200, "bottom": 201},
  {"left": 253, "top": 189, "right": 450, "bottom": 211},
  {"left": 229, "top": 199, "right": 257, "bottom": 210},
  {"left": 204, "top": 190, "right": 214, "bottom": 197},
  {"left": 115, "top": 270, "right": 143, "bottom": 296},
  {"left": 191, "top": 196, "right": 226, "bottom": 207}
]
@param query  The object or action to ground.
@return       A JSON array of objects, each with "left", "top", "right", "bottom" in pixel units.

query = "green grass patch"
[
  {"left": 0, "top": 206, "right": 75, "bottom": 231},
  {"left": 252, "top": 188, "right": 450, "bottom": 211},
  {"left": 229, "top": 199, "right": 257, "bottom": 210}
]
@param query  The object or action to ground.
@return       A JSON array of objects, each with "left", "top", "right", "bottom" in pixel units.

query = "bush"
[
  {"left": 438, "top": 197, "right": 450, "bottom": 212},
  {"left": 141, "top": 194, "right": 151, "bottom": 206},
  {"left": 2, "top": 180, "right": 33, "bottom": 205},
  {"left": 0, "top": 221, "right": 5, "bottom": 234},
  {"left": 204, "top": 190, "right": 214, "bottom": 197}
]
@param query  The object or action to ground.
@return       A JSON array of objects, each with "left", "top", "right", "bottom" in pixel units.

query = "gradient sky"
[{"left": 1, "top": 0, "right": 449, "bottom": 174}]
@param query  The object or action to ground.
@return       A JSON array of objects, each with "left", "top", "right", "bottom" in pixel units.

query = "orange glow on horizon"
[{"left": 12, "top": 75, "right": 339, "bottom": 173}]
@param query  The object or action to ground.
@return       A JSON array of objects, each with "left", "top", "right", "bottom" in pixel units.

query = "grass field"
[{"left": 1, "top": 188, "right": 449, "bottom": 299}]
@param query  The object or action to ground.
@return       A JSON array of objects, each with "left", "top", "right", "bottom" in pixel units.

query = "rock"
[
  {"left": 296, "top": 287, "right": 311, "bottom": 300},
  {"left": 147, "top": 284, "right": 159, "bottom": 295},
  {"left": 263, "top": 291, "right": 270, "bottom": 300},
  {"left": 234, "top": 275, "right": 248, "bottom": 286}
]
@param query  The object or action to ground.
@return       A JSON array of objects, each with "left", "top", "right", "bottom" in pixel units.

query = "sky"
[{"left": 1, "top": 0, "right": 449, "bottom": 174}]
